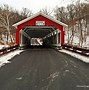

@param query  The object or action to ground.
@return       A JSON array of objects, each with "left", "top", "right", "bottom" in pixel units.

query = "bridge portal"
[{"left": 13, "top": 12, "right": 68, "bottom": 49}]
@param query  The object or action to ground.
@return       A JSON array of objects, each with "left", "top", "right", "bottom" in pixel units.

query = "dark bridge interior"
[
  {"left": 20, "top": 26, "right": 60, "bottom": 49},
  {"left": 24, "top": 26, "right": 56, "bottom": 38}
]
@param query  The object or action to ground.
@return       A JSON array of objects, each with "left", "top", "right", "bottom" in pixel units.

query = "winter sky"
[{"left": 0, "top": 0, "right": 87, "bottom": 13}]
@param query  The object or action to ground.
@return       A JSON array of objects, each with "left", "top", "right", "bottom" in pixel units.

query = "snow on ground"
[
  {"left": 0, "top": 50, "right": 23, "bottom": 67},
  {"left": 60, "top": 49, "right": 89, "bottom": 63},
  {"left": 0, "top": 45, "right": 5, "bottom": 49},
  {"left": 65, "top": 30, "right": 89, "bottom": 49},
  {"left": 0, "top": 45, "right": 9, "bottom": 49}
]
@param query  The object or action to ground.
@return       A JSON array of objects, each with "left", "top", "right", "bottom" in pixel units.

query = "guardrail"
[
  {"left": 0, "top": 45, "right": 19, "bottom": 55},
  {"left": 62, "top": 44, "right": 89, "bottom": 56}
]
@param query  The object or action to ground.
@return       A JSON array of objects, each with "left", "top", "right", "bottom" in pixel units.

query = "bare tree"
[
  {"left": 0, "top": 4, "right": 15, "bottom": 43},
  {"left": 67, "top": 4, "right": 76, "bottom": 44},
  {"left": 75, "top": 1, "right": 88, "bottom": 47},
  {"left": 40, "top": 8, "right": 53, "bottom": 15},
  {"left": 0, "top": 5, "right": 33, "bottom": 45},
  {"left": 20, "top": 8, "right": 33, "bottom": 18},
  {"left": 54, "top": 6, "right": 68, "bottom": 23}
]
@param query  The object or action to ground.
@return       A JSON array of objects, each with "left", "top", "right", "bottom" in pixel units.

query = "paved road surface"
[{"left": 0, "top": 48, "right": 89, "bottom": 90}]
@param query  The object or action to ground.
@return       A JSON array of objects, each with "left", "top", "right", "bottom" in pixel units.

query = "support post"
[
  {"left": 56, "top": 29, "right": 62, "bottom": 49},
  {"left": 19, "top": 30, "right": 25, "bottom": 49},
  {"left": 56, "top": 30, "right": 59, "bottom": 45}
]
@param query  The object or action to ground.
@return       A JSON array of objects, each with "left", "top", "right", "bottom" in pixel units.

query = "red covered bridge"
[{"left": 13, "top": 12, "right": 68, "bottom": 49}]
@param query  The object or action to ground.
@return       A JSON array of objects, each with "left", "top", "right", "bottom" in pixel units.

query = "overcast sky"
[{"left": 0, "top": 0, "right": 86, "bottom": 13}]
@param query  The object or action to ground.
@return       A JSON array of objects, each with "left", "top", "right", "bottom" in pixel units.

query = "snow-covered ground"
[
  {"left": 0, "top": 50, "right": 23, "bottom": 67},
  {"left": 65, "top": 30, "right": 89, "bottom": 49},
  {"left": 0, "top": 45, "right": 5, "bottom": 49},
  {"left": 60, "top": 49, "right": 89, "bottom": 63},
  {"left": 0, "top": 45, "right": 9, "bottom": 49}
]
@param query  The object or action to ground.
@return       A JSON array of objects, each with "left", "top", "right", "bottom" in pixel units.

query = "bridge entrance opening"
[{"left": 19, "top": 26, "right": 61, "bottom": 49}]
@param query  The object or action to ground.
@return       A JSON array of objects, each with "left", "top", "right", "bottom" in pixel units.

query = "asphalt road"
[{"left": 0, "top": 48, "right": 89, "bottom": 90}]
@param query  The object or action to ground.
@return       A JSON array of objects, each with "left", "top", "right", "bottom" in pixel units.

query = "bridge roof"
[{"left": 12, "top": 12, "right": 68, "bottom": 28}]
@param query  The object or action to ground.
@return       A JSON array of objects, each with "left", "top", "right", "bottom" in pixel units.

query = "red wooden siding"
[{"left": 16, "top": 15, "right": 64, "bottom": 45}]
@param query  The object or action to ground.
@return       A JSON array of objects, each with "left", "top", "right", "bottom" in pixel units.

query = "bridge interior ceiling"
[{"left": 23, "top": 26, "right": 57, "bottom": 38}]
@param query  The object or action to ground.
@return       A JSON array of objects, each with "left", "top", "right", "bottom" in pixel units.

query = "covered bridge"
[{"left": 13, "top": 12, "right": 68, "bottom": 49}]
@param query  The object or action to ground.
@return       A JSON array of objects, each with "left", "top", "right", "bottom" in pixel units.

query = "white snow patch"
[
  {"left": 59, "top": 49, "right": 89, "bottom": 63},
  {"left": 48, "top": 72, "right": 59, "bottom": 79},
  {"left": 65, "top": 30, "right": 89, "bottom": 49},
  {"left": 16, "top": 77, "right": 23, "bottom": 80},
  {"left": 65, "top": 70, "right": 69, "bottom": 72},
  {"left": 0, "top": 45, "right": 9, "bottom": 49},
  {"left": 0, "top": 45, "right": 4, "bottom": 49},
  {"left": 0, "top": 50, "right": 23, "bottom": 67}
]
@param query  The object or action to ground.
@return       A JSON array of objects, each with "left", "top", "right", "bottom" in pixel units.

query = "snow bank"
[
  {"left": 0, "top": 50, "right": 23, "bottom": 67},
  {"left": 0, "top": 45, "right": 5, "bottom": 49},
  {"left": 65, "top": 31, "right": 89, "bottom": 48},
  {"left": 59, "top": 49, "right": 89, "bottom": 63},
  {"left": 0, "top": 45, "right": 9, "bottom": 49}
]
